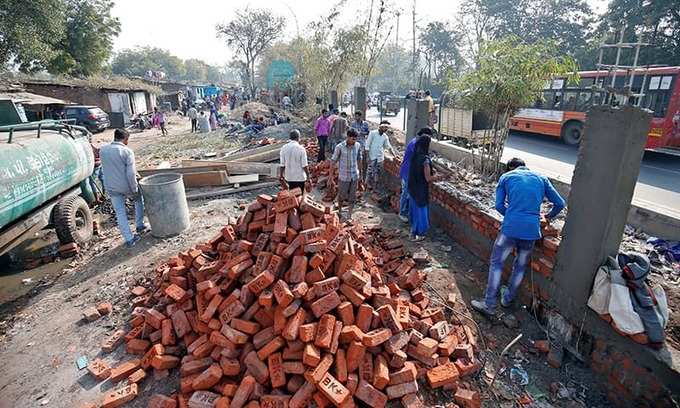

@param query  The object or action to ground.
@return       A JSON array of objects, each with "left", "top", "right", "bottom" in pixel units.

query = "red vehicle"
[{"left": 509, "top": 66, "right": 680, "bottom": 152}]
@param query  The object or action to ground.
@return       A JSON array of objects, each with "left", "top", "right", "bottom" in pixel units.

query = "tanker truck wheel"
[{"left": 54, "top": 195, "right": 94, "bottom": 245}]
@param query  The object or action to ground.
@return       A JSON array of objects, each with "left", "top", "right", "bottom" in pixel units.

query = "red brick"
[
  {"left": 161, "top": 319, "right": 176, "bottom": 346},
  {"left": 230, "top": 375, "right": 256, "bottom": 408},
  {"left": 145, "top": 308, "right": 167, "bottom": 330},
  {"left": 373, "top": 355, "right": 389, "bottom": 389},
  {"left": 401, "top": 393, "right": 424, "bottom": 408},
  {"left": 314, "top": 314, "right": 336, "bottom": 349},
  {"left": 126, "top": 338, "right": 150, "bottom": 355},
  {"left": 171, "top": 309, "right": 192, "bottom": 338},
  {"left": 389, "top": 362, "right": 417, "bottom": 385},
  {"left": 289, "top": 381, "right": 315, "bottom": 408},
  {"left": 272, "top": 280, "right": 295, "bottom": 307},
  {"left": 110, "top": 359, "right": 141, "bottom": 382},
  {"left": 267, "top": 352, "right": 286, "bottom": 388},
  {"left": 164, "top": 284, "right": 188, "bottom": 302},
  {"left": 385, "top": 380, "right": 418, "bottom": 399},
  {"left": 188, "top": 390, "right": 221, "bottom": 408},
  {"left": 346, "top": 341, "right": 366, "bottom": 373},
  {"left": 257, "top": 336, "right": 286, "bottom": 360},
  {"left": 231, "top": 318, "right": 261, "bottom": 335},
  {"left": 102, "top": 329, "right": 126, "bottom": 353},
  {"left": 426, "top": 362, "right": 459, "bottom": 388},
  {"left": 244, "top": 351, "right": 270, "bottom": 384},
  {"left": 102, "top": 383, "right": 138, "bottom": 408},
  {"left": 454, "top": 388, "right": 481, "bottom": 408},
  {"left": 317, "top": 372, "right": 350, "bottom": 406},
  {"left": 310, "top": 291, "right": 341, "bottom": 318},
  {"left": 362, "top": 328, "right": 392, "bottom": 347},
  {"left": 151, "top": 355, "right": 180, "bottom": 370},
  {"left": 260, "top": 395, "right": 290, "bottom": 408},
  {"left": 355, "top": 304, "right": 374, "bottom": 333},
  {"left": 87, "top": 358, "right": 111, "bottom": 381},
  {"left": 181, "top": 357, "right": 213, "bottom": 376},
  {"left": 355, "top": 380, "right": 387, "bottom": 408},
  {"left": 302, "top": 343, "right": 321, "bottom": 366},
  {"left": 192, "top": 363, "right": 223, "bottom": 390},
  {"left": 127, "top": 368, "right": 146, "bottom": 384}
]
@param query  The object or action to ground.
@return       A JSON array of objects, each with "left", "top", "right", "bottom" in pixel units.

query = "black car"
[{"left": 61, "top": 105, "right": 110, "bottom": 133}]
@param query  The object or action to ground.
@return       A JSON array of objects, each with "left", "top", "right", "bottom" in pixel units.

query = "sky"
[{"left": 111, "top": 0, "right": 610, "bottom": 67}]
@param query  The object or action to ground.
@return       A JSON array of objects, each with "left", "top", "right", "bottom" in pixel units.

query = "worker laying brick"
[{"left": 472, "top": 157, "right": 565, "bottom": 316}]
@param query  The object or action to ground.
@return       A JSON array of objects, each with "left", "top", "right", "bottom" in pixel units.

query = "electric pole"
[{"left": 412, "top": 0, "right": 417, "bottom": 89}]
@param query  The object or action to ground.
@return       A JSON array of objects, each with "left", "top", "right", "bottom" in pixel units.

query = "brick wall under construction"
[{"left": 381, "top": 157, "right": 679, "bottom": 408}]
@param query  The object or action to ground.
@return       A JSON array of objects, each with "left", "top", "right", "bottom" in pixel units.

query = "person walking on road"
[
  {"left": 100, "top": 129, "right": 148, "bottom": 248},
  {"left": 314, "top": 109, "right": 332, "bottom": 162},
  {"left": 407, "top": 134, "right": 435, "bottom": 241},
  {"left": 152, "top": 107, "right": 167, "bottom": 136},
  {"left": 471, "top": 158, "right": 566, "bottom": 316},
  {"left": 330, "top": 128, "right": 363, "bottom": 221},
  {"left": 398, "top": 129, "right": 424, "bottom": 222},
  {"left": 329, "top": 111, "right": 348, "bottom": 152},
  {"left": 365, "top": 120, "right": 396, "bottom": 192},
  {"left": 279, "top": 129, "right": 311, "bottom": 193},
  {"left": 349, "top": 111, "right": 370, "bottom": 185},
  {"left": 187, "top": 105, "right": 198, "bottom": 133}
]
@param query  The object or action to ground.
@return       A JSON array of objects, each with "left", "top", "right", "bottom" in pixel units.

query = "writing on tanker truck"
[{"left": 508, "top": 66, "right": 680, "bottom": 152}]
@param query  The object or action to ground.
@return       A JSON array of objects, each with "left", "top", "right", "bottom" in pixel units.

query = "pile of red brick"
[{"left": 90, "top": 189, "right": 482, "bottom": 408}]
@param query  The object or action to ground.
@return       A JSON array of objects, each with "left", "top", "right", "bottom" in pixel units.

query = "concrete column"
[
  {"left": 551, "top": 105, "right": 651, "bottom": 322},
  {"left": 354, "top": 87, "right": 366, "bottom": 119},
  {"left": 406, "top": 99, "right": 430, "bottom": 144},
  {"left": 329, "top": 90, "right": 338, "bottom": 110}
]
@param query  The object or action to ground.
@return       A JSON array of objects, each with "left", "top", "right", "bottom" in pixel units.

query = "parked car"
[{"left": 60, "top": 105, "right": 110, "bottom": 133}]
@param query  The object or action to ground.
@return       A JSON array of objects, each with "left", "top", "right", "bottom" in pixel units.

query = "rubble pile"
[{"left": 91, "top": 189, "right": 483, "bottom": 408}]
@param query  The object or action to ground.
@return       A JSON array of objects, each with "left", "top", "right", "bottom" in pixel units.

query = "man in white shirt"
[
  {"left": 365, "top": 120, "right": 396, "bottom": 191},
  {"left": 279, "top": 129, "right": 311, "bottom": 192},
  {"left": 187, "top": 104, "right": 198, "bottom": 132}
]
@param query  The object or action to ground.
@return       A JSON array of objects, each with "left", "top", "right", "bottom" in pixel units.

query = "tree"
[
  {"left": 48, "top": 0, "right": 120, "bottom": 76},
  {"left": 0, "top": 0, "right": 65, "bottom": 72},
  {"left": 455, "top": 0, "right": 593, "bottom": 68},
  {"left": 451, "top": 36, "right": 577, "bottom": 178},
  {"left": 419, "top": 21, "right": 464, "bottom": 86},
  {"left": 112, "top": 47, "right": 186, "bottom": 79},
  {"left": 598, "top": 0, "right": 680, "bottom": 67},
  {"left": 216, "top": 8, "right": 285, "bottom": 98},
  {"left": 357, "top": 0, "right": 394, "bottom": 87}
]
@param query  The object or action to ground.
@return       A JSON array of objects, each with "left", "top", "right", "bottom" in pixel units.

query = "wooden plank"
[
  {"left": 223, "top": 144, "right": 283, "bottom": 163},
  {"left": 138, "top": 165, "right": 228, "bottom": 178},
  {"left": 181, "top": 160, "right": 279, "bottom": 177},
  {"left": 186, "top": 181, "right": 278, "bottom": 200},
  {"left": 227, "top": 174, "right": 259, "bottom": 184},
  {"left": 182, "top": 171, "right": 229, "bottom": 188}
]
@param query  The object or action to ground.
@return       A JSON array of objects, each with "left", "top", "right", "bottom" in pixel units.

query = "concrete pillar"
[
  {"left": 551, "top": 105, "right": 651, "bottom": 322},
  {"left": 354, "top": 87, "right": 366, "bottom": 119},
  {"left": 329, "top": 90, "right": 338, "bottom": 110},
  {"left": 406, "top": 99, "right": 430, "bottom": 144}
]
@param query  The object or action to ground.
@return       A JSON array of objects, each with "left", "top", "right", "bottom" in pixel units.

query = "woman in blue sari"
[{"left": 407, "top": 133, "right": 434, "bottom": 241}]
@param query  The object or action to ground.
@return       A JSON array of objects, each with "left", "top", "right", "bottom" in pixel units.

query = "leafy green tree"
[
  {"left": 48, "top": 0, "right": 120, "bottom": 76},
  {"left": 451, "top": 36, "right": 578, "bottom": 177},
  {"left": 0, "top": 0, "right": 65, "bottom": 71},
  {"left": 419, "top": 21, "right": 464, "bottom": 86},
  {"left": 112, "top": 47, "right": 186, "bottom": 79},
  {"left": 216, "top": 8, "right": 286, "bottom": 98},
  {"left": 456, "top": 0, "right": 593, "bottom": 68},
  {"left": 598, "top": 0, "right": 680, "bottom": 67},
  {"left": 184, "top": 59, "right": 209, "bottom": 82}
]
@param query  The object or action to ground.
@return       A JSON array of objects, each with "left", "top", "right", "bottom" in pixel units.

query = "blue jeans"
[
  {"left": 110, "top": 192, "right": 145, "bottom": 243},
  {"left": 484, "top": 232, "right": 535, "bottom": 310},
  {"left": 399, "top": 178, "right": 410, "bottom": 217}
]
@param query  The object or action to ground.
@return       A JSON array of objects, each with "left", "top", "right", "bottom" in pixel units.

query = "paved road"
[
  {"left": 366, "top": 106, "right": 680, "bottom": 218},
  {"left": 504, "top": 132, "right": 680, "bottom": 218},
  {"left": 366, "top": 106, "right": 406, "bottom": 131}
]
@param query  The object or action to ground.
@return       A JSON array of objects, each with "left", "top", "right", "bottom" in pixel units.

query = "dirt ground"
[{"left": 0, "top": 115, "right": 613, "bottom": 407}]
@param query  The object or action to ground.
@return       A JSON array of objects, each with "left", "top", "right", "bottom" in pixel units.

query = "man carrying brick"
[
  {"left": 472, "top": 157, "right": 565, "bottom": 316},
  {"left": 364, "top": 120, "right": 397, "bottom": 193},
  {"left": 100, "top": 128, "right": 148, "bottom": 248},
  {"left": 330, "top": 128, "right": 363, "bottom": 221},
  {"left": 279, "top": 129, "right": 311, "bottom": 192}
]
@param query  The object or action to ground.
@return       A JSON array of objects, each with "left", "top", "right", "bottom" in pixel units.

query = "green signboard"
[{"left": 266, "top": 60, "right": 296, "bottom": 89}]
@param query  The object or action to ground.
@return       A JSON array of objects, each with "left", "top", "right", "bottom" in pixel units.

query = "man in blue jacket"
[{"left": 472, "top": 158, "right": 565, "bottom": 316}]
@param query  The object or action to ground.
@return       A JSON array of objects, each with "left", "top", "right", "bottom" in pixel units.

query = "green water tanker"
[{"left": 0, "top": 120, "right": 96, "bottom": 255}]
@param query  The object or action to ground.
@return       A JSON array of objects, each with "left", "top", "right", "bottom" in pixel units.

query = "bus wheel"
[{"left": 561, "top": 121, "right": 583, "bottom": 145}]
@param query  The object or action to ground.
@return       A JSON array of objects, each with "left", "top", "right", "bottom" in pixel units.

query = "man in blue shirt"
[{"left": 472, "top": 158, "right": 565, "bottom": 316}]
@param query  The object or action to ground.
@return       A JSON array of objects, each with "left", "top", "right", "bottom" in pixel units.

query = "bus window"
[
  {"left": 643, "top": 74, "right": 675, "bottom": 118},
  {"left": 576, "top": 91, "right": 593, "bottom": 111},
  {"left": 563, "top": 91, "right": 579, "bottom": 111}
]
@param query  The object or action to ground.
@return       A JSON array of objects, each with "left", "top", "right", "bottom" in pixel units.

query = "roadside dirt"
[{"left": 0, "top": 113, "right": 613, "bottom": 407}]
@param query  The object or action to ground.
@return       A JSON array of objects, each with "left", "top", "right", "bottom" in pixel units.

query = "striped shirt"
[{"left": 331, "top": 141, "right": 362, "bottom": 182}]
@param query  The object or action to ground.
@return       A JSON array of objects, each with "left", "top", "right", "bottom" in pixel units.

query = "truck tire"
[
  {"left": 561, "top": 121, "right": 583, "bottom": 145},
  {"left": 54, "top": 195, "right": 93, "bottom": 245}
]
